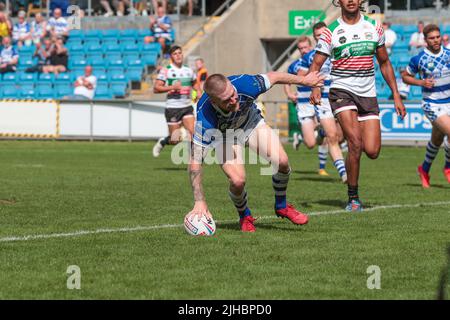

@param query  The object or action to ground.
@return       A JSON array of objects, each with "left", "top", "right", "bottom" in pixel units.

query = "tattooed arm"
[{"left": 187, "top": 143, "right": 212, "bottom": 220}]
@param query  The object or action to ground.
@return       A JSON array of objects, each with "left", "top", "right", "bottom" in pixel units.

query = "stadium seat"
[
  {"left": 103, "top": 43, "right": 122, "bottom": 54},
  {"left": 68, "top": 43, "right": 85, "bottom": 54},
  {"left": 94, "top": 70, "right": 108, "bottom": 83},
  {"left": 140, "top": 42, "right": 162, "bottom": 53},
  {"left": 36, "top": 84, "right": 54, "bottom": 99},
  {"left": 18, "top": 45, "right": 35, "bottom": 54},
  {"left": 102, "top": 39, "right": 118, "bottom": 47},
  {"left": 137, "top": 29, "right": 153, "bottom": 38},
  {"left": 3, "top": 72, "right": 18, "bottom": 83},
  {"left": 122, "top": 43, "right": 140, "bottom": 53},
  {"left": 390, "top": 25, "right": 403, "bottom": 34},
  {"left": 102, "top": 29, "right": 121, "bottom": 39},
  {"left": 71, "top": 68, "right": 86, "bottom": 78},
  {"left": 84, "top": 38, "right": 101, "bottom": 47},
  {"left": 125, "top": 67, "right": 143, "bottom": 81},
  {"left": 120, "top": 29, "right": 138, "bottom": 39},
  {"left": 3, "top": 86, "right": 20, "bottom": 98},
  {"left": 95, "top": 84, "right": 113, "bottom": 99},
  {"left": 110, "top": 82, "right": 128, "bottom": 97},
  {"left": 84, "top": 30, "right": 101, "bottom": 40},
  {"left": 70, "top": 56, "right": 88, "bottom": 68},
  {"left": 38, "top": 73, "right": 55, "bottom": 83},
  {"left": 86, "top": 43, "right": 103, "bottom": 53},
  {"left": 54, "top": 72, "right": 72, "bottom": 83},
  {"left": 88, "top": 56, "right": 107, "bottom": 67},
  {"left": 69, "top": 29, "right": 84, "bottom": 40},
  {"left": 19, "top": 72, "right": 37, "bottom": 83},
  {"left": 20, "top": 84, "right": 36, "bottom": 98},
  {"left": 141, "top": 52, "right": 158, "bottom": 66},
  {"left": 411, "top": 86, "right": 422, "bottom": 100},
  {"left": 109, "top": 71, "right": 128, "bottom": 83},
  {"left": 124, "top": 54, "right": 144, "bottom": 67},
  {"left": 55, "top": 84, "right": 72, "bottom": 98},
  {"left": 108, "top": 55, "right": 125, "bottom": 67},
  {"left": 18, "top": 55, "right": 35, "bottom": 70}
]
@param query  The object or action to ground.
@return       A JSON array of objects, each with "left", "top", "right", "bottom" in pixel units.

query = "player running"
[
  {"left": 308, "top": 0, "right": 406, "bottom": 211},
  {"left": 187, "top": 71, "right": 325, "bottom": 232},
  {"left": 401, "top": 24, "right": 450, "bottom": 187},
  {"left": 153, "top": 45, "right": 199, "bottom": 157},
  {"left": 285, "top": 22, "right": 347, "bottom": 182}
]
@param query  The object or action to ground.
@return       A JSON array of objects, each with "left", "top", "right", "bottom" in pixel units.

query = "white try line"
[{"left": 1, "top": 201, "right": 449, "bottom": 243}]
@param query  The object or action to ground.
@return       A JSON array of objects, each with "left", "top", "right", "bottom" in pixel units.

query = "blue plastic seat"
[
  {"left": 94, "top": 70, "right": 108, "bottom": 83},
  {"left": 70, "top": 56, "right": 88, "bottom": 68},
  {"left": 88, "top": 56, "right": 107, "bottom": 67},
  {"left": 122, "top": 43, "right": 139, "bottom": 53},
  {"left": 95, "top": 84, "right": 113, "bottom": 99},
  {"left": 18, "top": 45, "right": 35, "bottom": 54},
  {"left": 84, "top": 38, "right": 101, "bottom": 47},
  {"left": 3, "top": 72, "right": 18, "bottom": 83},
  {"left": 110, "top": 82, "right": 128, "bottom": 97},
  {"left": 126, "top": 67, "right": 143, "bottom": 81},
  {"left": 71, "top": 68, "right": 86, "bottom": 78},
  {"left": 55, "top": 84, "right": 72, "bottom": 98},
  {"left": 141, "top": 51, "right": 158, "bottom": 66},
  {"left": 86, "top": 43, "right": 103, "bottom": 53},
  {"left": 411, "top": 86, "right": 422, "bottom": 100},
  {"left": 84, "top": 29, "right": 101, "bottom": 39},
  {"left": 103, "top": 43, "right": 122, "bottom": 54},
  {"left": 39, "top": 73, "right": 55, "bottom": 83},
  {"left": 54, "top": 72, "right": 72, "bottom": 83},
  {"left": 120, "top": 29, "right": 138, "bottom": 39},
  {"left": 102, "top": 29, "right": 121, "bottom": 39},
  {"left": 390, "top": 25, "right": 403, "bottom": 34},
  {"left": 137, "top": 29, "right": 153, "bottom": 38},
  {"left": 102, "top": 39, "right": 118, "bottom": 46},
  {"left": 20, "top": 84, "right": 36, "bottom": 98},
  {"left": 3, "top": 86, "right": 20, "bottom": 98},
  {"left": 140, "top": 42, "right": 162, "bottom": 53},
  {"left": 19, "top": 72, "right": 37, "bottom": 83},
  {"left": 109, "top": 72, "right": 128, "bottom": 83},
  {"left": 68, "top": 43, "right": 85, "bottom": 54},
  {"left": 36, "top": 84, "right": 54, "bottom": 99},
  {"left": 69, "top": 29, "right": 84, "bottom": 40},
  {"left": 108, "top": 55, "right": 124, "bottom": 67}
]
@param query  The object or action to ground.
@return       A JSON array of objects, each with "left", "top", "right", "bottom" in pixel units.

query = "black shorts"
[
  {"left": 165, "top": 106, "right": 194, "bottom": 125},
  {"left": 328, "top": 88, "right": 380, "bottom": 121}
]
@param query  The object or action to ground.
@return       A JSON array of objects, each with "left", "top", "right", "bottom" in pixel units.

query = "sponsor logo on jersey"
[
  {"left": 337, "top": 29, "right": 345, "bottom": 35},
  {"left": 339, "top": 36, "right": 347, "bottom": 44},
  {"left": 352, "top": 34, "right": 360, "bottom": 40},
  {"left": 365, "top": 32, "right": 373, "bottom": 40}
]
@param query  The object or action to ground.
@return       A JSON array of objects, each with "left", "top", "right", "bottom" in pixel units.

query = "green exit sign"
[{"left": 289, "top": 10, "right": 326, "bottom": 36}]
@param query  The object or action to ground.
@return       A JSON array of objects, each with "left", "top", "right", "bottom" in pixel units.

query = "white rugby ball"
[{"left": 184, "top": 213, "right": 216, "bottom": 236}]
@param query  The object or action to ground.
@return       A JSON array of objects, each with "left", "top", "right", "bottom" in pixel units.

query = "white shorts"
[
  {"left": 296, "top": 103, "right": 316, "bottom": 124},
  {"left": 314, "top": 98, "right": 334, "bottom": 121},
  {"left": 423, "top": 102, "right": 450, "bottom": 123}
]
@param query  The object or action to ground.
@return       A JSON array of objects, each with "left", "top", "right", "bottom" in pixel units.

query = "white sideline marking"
[{"left": 1, "top": 201, "right": 449, "bottom": 243}]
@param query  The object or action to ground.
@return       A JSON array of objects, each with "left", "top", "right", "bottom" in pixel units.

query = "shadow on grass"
[
  {"left": 293, "top": 176, "right": 337, "bottom": 183},
  {"left": 154, "top": 167, "right": 187, "bottom": 171},
  {"left": 405, "top": 183, "right": 448, "bottom": 189},
  {"left": 293, "top": 170, "right": 320, "bottom": 176},
  {"left": 217, "top": 219, "right": 306, "bottom": 232},
  {"left": 0, "top": 198, "right": 16, "bottom": 205}
]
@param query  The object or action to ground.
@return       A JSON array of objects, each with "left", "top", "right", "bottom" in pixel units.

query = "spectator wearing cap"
[
  {"left": 409, "top": 21, "right": 426, "bottom": 55},
  {"left": 443, "top": 34, "right": 450, "bottom": 49},
  {"left": 0, "top": 36, "right": 18, "bottom": 74},
  {"left": 31, "top": 13, "right": 48, "bottom": 45},
  {"left": 12, "top": 10, "right": 32, "bottom": 48},
  {"left": 382, "top": 21, "right": 397, "bottom": 55},
  {"left": 0, "top": 12, "right": 12, "bottom": 43},
  {"left": 47, "top": 8, "right": 69, "bottom": 42},
  {"left": 144, "top": 5, "right": 172, "bottom": 53}
]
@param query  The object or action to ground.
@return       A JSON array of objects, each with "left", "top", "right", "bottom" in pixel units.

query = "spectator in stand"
[
  {"left": 382, "top": 21, "right": 397, "bottom": 55},
  {"left": 47, "top": 8, "right": 69, "bottom": 42},
  {"left": 67, "top": 65, "right": 97, "bottom": 100},
  {"left": 0, "top": 36, "right": 18, "bottom": 74},
  {"left": 152, "top": 0, "right": 167, "bottom": 13},
  {"left": 31, "top": 13, "right": 48, "bottom": 45},
  {"left": 144, "top": 6, "right": 172, "bottom": 53},
  {"left": 195, "top": 57, "right": 208, "bottom": 97},
  {"left": 409, "top": 20, "right": 426, "bottom": 55},
  {"left": 0, "top": 12, "right": 12, "bottom": 43},
  {"left": 443, "top": 34, "right": 450, "bottom": 49},
  {"left": 12, "top": 10, "right": 32, "bottom": 48},
  {"left": 42, "top": 35, "right": 68, "bottom": 75},
  {"left": 26, "top": 37, "right": 53, "bottom": 73},
  {"left": 100, "top": 0, "right": 130, "bottom": 16}
]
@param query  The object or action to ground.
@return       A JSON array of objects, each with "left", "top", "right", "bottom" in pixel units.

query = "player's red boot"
[
  {"left": 275, "top": 204, "right": 309, "bottom": 225},
  {"left": 444, "top": 167, "right": 450, "bottom": 183},
  {"left": 417, "top": 165, "right": 431, "bottom": 188},
  {"left": 240, "top": 215, "right": 257, "bottom": 232}
]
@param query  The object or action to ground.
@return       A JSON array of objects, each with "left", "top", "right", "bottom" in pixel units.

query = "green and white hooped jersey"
[
  {"left": 157, "top": 64, "right": 196, "bottom": 108},
  {"left": 315, "top": 15, "right": 385, "bottom": 97}
]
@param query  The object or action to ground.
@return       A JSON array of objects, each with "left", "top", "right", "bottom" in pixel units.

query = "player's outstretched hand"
[
  {"left": 188, "top": 201, "right": 212, "bottom": 222},
  {"left": 394, "top": 95, "right": 407, "bottom": 120},
  {"left": 301, "top": 71, "right": 325, "bottom": 88}
]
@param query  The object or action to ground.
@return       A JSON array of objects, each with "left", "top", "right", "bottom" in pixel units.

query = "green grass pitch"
[{"left": 0, "top": 140, "right": 448, "bottom": 299}]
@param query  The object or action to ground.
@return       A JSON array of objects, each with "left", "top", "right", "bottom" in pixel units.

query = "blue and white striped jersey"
[
  {"left": 287, "top": 58, "right": 311, "bottom": 104},
  {"left": 299, "top": 49, "right": 332, "bottom": 99},
  {"left": 194, "top": 74, "right": 271, "bottom": 148},
  {"left": 406, "top": 47, "right": 450, "bottom": 104}
]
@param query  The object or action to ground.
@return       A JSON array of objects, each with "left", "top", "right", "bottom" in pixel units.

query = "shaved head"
[
  {"left": 204, "top": 74, "right": 239, "bottom": 113},
  {"left": 204, "top": 74, "right": 228, "bottom": 98}
]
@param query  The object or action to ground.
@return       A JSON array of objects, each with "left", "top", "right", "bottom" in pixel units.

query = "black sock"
[
  {"left": 160, "top": 136, "right": 170, "bottom": 146},
  {"left": 348, "top": 185, "right": 359, "bottom": 201}
]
